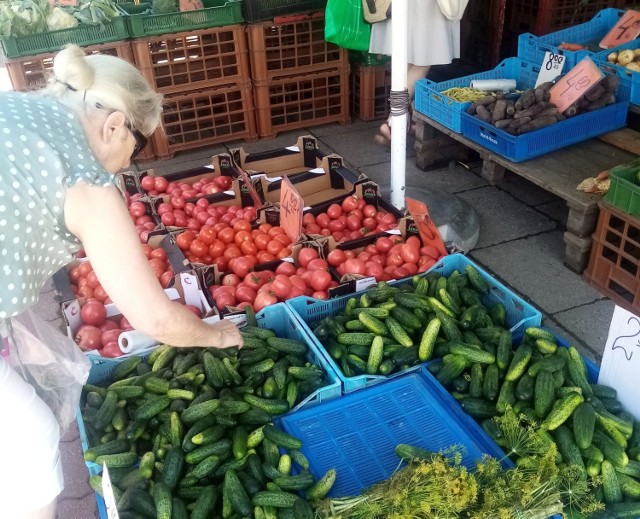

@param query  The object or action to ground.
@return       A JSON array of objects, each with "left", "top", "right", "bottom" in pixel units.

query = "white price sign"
[
  {"left": 535, "top": 51, "right": 566, "bottom": 87},
  {"left": 597, "top": 305, "right": 640, "bottom": 420},
  {"left": 102, "top": 464, "right": 120, "bottom": 519}
]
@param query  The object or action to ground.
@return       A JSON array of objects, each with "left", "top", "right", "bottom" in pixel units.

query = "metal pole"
[{"left": 390, "top": 0, "right": 408, "bottom": 210}]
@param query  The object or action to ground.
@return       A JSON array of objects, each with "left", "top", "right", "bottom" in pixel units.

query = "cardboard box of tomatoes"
[
  {"left": 254, "top": 154, "right": 367, "bottom": 208},
  {"left": 62, "top": 270, "right": 217, "bottom": 359},
  {"left": 228, "top": 135, "right": 326, "bottom": 179}
]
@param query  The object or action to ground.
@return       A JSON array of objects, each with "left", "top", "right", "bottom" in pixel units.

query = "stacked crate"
[
  {"left": 131, "top": 24, "right": 256, "bottom": 160},
  {"left": 506, "top": 0, "right": 618, "bottom": 35},
  {"left": 584, "top": 202, "right": 640, "bottom": 313},
  {"left": 349, "top": 52, "right": 391, "bottom": 122},
  {"left": 246, "top": 15, "right": 350, "bottom": 139}
]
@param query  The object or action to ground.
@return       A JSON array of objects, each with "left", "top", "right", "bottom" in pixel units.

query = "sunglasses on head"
[{"left": 126, "top": 122, "right": 148, "bottom": 161}]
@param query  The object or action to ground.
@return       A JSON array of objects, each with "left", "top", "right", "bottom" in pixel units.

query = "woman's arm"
[{"left": 64, "top": 182, "right": 242, "bottom": 349}]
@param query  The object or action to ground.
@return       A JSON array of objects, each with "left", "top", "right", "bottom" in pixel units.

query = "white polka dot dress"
[{"left": 0, "top": 92, "right": 115, "bottom": 319}]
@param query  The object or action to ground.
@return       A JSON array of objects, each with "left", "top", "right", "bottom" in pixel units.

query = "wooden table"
[{"left": 413, "top": 110, "right": 638, "bottom": 273}]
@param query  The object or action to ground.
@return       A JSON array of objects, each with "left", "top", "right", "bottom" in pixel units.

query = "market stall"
[{"left": 4, "top": 1, "right": 640, "bottom": 517}]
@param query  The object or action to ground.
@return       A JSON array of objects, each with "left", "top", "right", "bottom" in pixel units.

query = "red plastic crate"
[
  {"left": 246, "top": 16, "right": 348, "bottom": 81},
  {"left": 151, "top": 82, "right": 257, "bottom": 160},
  {"left": 506, "top": 0, "right": 618, "bottom": 35},
  {"left": 350, "top": 63, "right": 391, "bottom": 121},
  {"left": 131, "top": 25, "right": 250, "bottom": 95},
  {"left": 4, "top": 40, "right": 133, "bottom": 92},
  {"left": 253, "top": 66, "right": 350, "bottom": 139},
  {"left": 584, "top": 202, "right": 640, "bottom": 313}
]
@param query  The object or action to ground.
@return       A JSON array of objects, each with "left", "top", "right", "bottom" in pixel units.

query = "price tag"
[
  {"left": 599, "top": 9, "right": 640, "bottom": 49},
  {"left": 549, "top": 57, "right": 604, "bottom": 114},
  {"left": 596, "top": 305, "right": 640, "bottom": 419},
  {"left": 405, "top": 197, "right": 447, "bottom": 258},
  {"left": 102, "top": 465, "right": 120, "bottom": 519},
  {"left": 280, "top": 176, "right": 303, "bottom": 244},
  {"left": 535, "top": 51, "right": 566, "bottom": 87}
]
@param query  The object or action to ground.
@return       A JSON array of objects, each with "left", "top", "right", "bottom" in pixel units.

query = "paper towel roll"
[
  {"left": 118, "top": 330, "right": 158, "bottom": 354},
  {"left": 470, "top": 79, "right": 517, "bottom": 92}
]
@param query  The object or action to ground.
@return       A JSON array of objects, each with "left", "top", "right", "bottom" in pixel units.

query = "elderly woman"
[{"left": 0, "top": 45, "right": 242, "bottom": 518}]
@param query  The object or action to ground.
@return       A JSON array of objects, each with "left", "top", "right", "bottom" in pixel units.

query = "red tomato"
[
  {"left": 363, "top": 205, "right": 378, "bottom": 218},
  {"left": 302, "top": 213, "right": 316, "bottom": 226},
  {"left": 77, "top": 286, "right": 94, "bottom": 299},
  {"left": 404, "top": 263, "right": 418, "bottom": 275},
  {"left": 156, "top": 202, "right": 173, "bottom": 216},
  {"left": 394, "top": 267, "right": 411, "bottom": 279},
  {"left": 345, "top": 215, "right": 361, "bottom": 232},
  {"left": 289, "top": 275, "right": 307, "bottom": 292},
  {"left": 327, "top": 204, "right": 343, "bottom": 219},
  {"left": 69, "top": 266, "right": 82, "bottom": 284},
  {"left": 386, "top": 252, "right": 404, "bottom": 267},
  {"left": 307, "top": 258, "right": 329, "bottom": 271},
  {"left": 140, "top": 175, "right": 156, "bottom": 192},
  {"left": 356, "top": 199, "right": 366, "bottom": 210},
  {"left": 175, "top": 230, "right": 196, "bottom": 251},
  {"left": 244, "top": 272, "right": 265, "bottom": 290},
  {"left": 236, "top": 285, "right": 257, "bottom": 303},
  {"left": 254, "top": 292, "right": 277, "bottom": 312},
  {"left": 101, "top": 329, "right": 123, "bottom": 347},
  {"left": 341, "top": 195, "right": 358, "bottom": 212},
  {"left": 189, "top": 239, "right": 208, "bottom": 258},
  {"left": 375, "top": 236, "right": 394, "bottom": 253},
  {"left": 420, "top": 245, "right": 441, "bottom": 260},
  {"left": 215, "top": 291, "right": 237, "bottom": 309},
  {"left": 240, "top": 240, "right": 258, "bottom": 257},
  {"left": 297, "top": 247, "right": 319, "bottom": 268},
  {"left": 362, "top": 217, "right": 378, "bottom": 231},
  {"left": 75, "top": 324, "right": 102, "bottom": 350},
  {"left": 208, "top": 239, "right": 226, "bottom": 258},
  {"left": 223, "top": 245, "right": 242, "bottom": 261},
  {"left": 173, "top": 212, "right": 188, "bottom": 227},
  {"left": 315, "top": 213, "right": 330, "bottom": 229},
  {"left": 218, "top": 227, "right": 236, "bottom": 244},
  {"left": 312, "top": 291, "right": 328, "bottom": 299},
  {"left": 101, "top": 341, "right": 122, "bottom": 358},
  {"left": 78, "top": 261, "right": 93, "bottom": 278},
  {"left": 99, "top": 320, "right": 119, "bottom": 332},
  {"left": 185, "top": 305, "right": 202, "bottom": 318},
  {"left": 154, "top": 177, "right": 169, "bottom": 193},
  {"left": 272, "top": 275, "right": 293, "bottom": 299},
  {"left": 400, "top": 243, "right": 419, "bottom": 264},
  {"left": 310, "top": 270, "right": 332, "bottom": 292},
  {"left": 85, "top": 270, "right": 101, "bottom": 289},
  {"left": 160, "top": 271, "right": 174, "bottom": 288},
  {"left": 234, "top": 230, "right": 252, "bottom": 247},
  {"left": 230, "top": 257, "right": 253, "bottom": 278},
  {"left": 275, "top": 261, "right": 296, "bottom": 276},
  {"left": 365, "top": 261, "right": 384, "bottom": 280},
  {"left": 129, "top": 201, "right": 147, "bottom": 219},
  {"left": 343, "top": 258, "right": 366, "bottom": 275},
  {"left": 256, "top": 251, "right": 276, "bottom": 263},
  {"left": 222, "top": 273, "right": 241, "bottom": 286},
  {"left": 380, "top": 213, "right": 397, "bottom": 225},
  {"left": 357, "top": 252, "right": 372, "bottom": 263},
  {"left": 327, "top": 249, "right": 346, "bottom": 267},
  {"left": 266, "top": 240, "right": 283, "bottom": 256},
  {"left": 418, "top": 257, "right": 437, "bottom": 272},
  {"left": 80, "top": 300, "right": 107, "bottom": 327}
]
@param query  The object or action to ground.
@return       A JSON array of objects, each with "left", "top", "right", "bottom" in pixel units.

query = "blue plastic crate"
[
  {"left": 77, "top": 303, "right": 341, "bottom": 475},
  {"left": 286, "top": 253, "right": 542, "bottom": 393},
  {"left": 274, "top": 367, "right": 508, "bottom": 498},
  {"left": 414, "top": 58, "right": 540, "bottom": 132},
  {"left": 593, "top": 41, "right": 640, "bottom": 106},
  {"left": 517, "top": 8, "right": 624, "bottom": 70}
]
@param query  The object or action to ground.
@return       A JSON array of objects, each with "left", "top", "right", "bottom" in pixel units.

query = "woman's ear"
[{"left": 102, "top": 110, "right": 127, "bottom": 144}]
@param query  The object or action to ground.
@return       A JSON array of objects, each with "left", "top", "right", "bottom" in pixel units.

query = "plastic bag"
[
  {"left": 6, "top": 309, "right": 91, "bottom": 435},
  {"left": 362, "top": 0, "right": 391, "bottom": 24},
  {"left": 325, "top": 0, "right": 371, "bottom": 51}
]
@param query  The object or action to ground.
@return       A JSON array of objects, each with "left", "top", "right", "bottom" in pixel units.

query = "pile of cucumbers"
[
  {"left": 428, "top": 326, "right": 640, "bottom": 518},
  {"left": 312, "top": 264, "right": 509, "bottom": 379},
  {"left": 80, "top": 323, "right": 335, "bottom": 519}
]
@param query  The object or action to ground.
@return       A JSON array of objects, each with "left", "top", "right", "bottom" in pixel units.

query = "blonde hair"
[{"left": 42, "top": 44, "right": 163, "bottom": 136}]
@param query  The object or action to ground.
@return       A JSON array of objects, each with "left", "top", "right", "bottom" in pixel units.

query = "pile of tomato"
[
  {"left": 302, "top": 196, "right": 399, "bottom": 243},
  {"left": 208, "top": 247, "right": 337, "bottom": 312},
  {"left": 138, "top": 173, "right": 233, "bottom": 198}
]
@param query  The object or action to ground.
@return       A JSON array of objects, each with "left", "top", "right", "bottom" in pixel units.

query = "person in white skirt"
[{"left": 370, "top": 0, "right": 460, "bottom": 146}]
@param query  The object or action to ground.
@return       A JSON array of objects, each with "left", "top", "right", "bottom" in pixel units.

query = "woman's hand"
[{"left": 210, "top": 319, "right": 244, "bottom": 350}]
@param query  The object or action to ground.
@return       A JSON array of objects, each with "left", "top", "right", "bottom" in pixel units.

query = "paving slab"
[
  {"left": 470, "top": 230, "right": 604, "bottom": 314},
  {"left": 224, "top": 130, "right": 315, "bottom": 155},
  {"left": 59, "top": 438, "right": 93, "bottom": 500},
  {"left": 535, "top": 199, "right": 569, "bottom": 226},
  {"left": 553, "top": 298, "right": 615, "bottom": 360},
  {"left": 57, "top": 491, "right": 98, "bottom": 519},
  {"left": 135, "top": 145, "right": 227, "bottom": 175},
  {"left": 316, "top": 128, "right": 416, "bottom": 168},
  {"left": 457, "top": 187, "right": 557, "bottom": 248},
  {"left": 308, "top": 118, "right": 381, "bottom": 137}
]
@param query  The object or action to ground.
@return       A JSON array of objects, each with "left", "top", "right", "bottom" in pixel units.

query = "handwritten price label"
[
  {"left": 535, "top": 51, "right": 566, "bottom": 87},
  {"left": 549, "top": 57, "right": 604, "bottom": 113},
  {"left": 280, "top": 176, "right": 303, "bottom": 244},
  {"left": 599, "top": 9, "right": 640, "bottom": 49}
]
